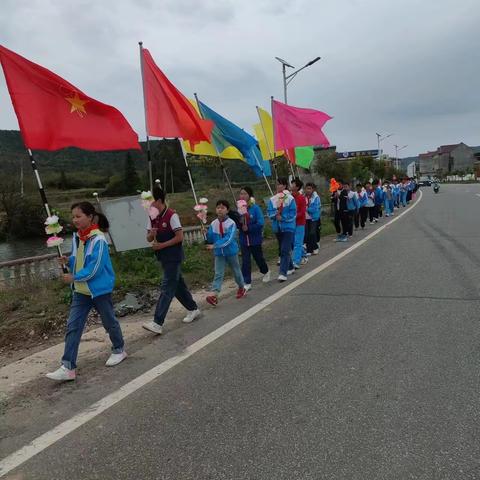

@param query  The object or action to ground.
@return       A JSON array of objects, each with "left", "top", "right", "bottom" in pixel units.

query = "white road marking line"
[{"left": 0, "top": 190, "right": 423, "bottom": 477}]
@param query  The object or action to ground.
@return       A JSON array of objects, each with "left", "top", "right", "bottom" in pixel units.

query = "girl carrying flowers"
[
  {"left": 237, "top": 186, "right": 270, "bottom": 290},
  {"left": 46, "top": 201, "right": 126, "bottom": 382}
]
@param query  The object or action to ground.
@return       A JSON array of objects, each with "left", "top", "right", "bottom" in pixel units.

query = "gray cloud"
[{"left": 0, "top": 0, "right": 480, "bottom": 158}]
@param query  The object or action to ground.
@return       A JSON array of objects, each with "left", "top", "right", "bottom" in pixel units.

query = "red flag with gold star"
[{"left": 0, "top": 45, "right": 140, "bottom": 151}]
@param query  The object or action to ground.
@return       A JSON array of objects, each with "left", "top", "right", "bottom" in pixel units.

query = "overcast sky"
[{"left": 0, "top": 0, "right": 479, "bottom": 158}]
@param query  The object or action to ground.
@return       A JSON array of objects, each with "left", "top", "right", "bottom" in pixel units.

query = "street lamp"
[
  {"left": 275, "top": 56, "right": 321, "bottom": 104},
  {"left": 394, "top": 144, "right": 408, "bottom": 171},
  {"left": 376, "top": 132, "right": 393, "bottom": 161}
]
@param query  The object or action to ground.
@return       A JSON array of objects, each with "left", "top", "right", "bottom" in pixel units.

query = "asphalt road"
[{"left": 4, "top": 184, "right": 480, "bottom": 479}]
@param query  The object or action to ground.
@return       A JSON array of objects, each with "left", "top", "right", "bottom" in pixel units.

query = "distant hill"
[{"left": 0, "top": 129, "right": 260, "bottom": 192}]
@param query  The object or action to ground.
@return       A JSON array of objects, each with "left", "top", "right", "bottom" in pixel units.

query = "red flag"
[
  {"left": 272, "top": 99, "right": 331, "bottom": 151},
  {"left": 286, "top": 148, "right": 296, "bottom": 165},
  {"left": 141, "top": 48, "right": 213, "bottom": 145},
  {"left": 0, "top": 45, "right": 140, "bottom": 151}
]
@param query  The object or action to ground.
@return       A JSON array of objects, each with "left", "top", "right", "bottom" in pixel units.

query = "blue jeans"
[
  {"left": 154, "top": 262, "right": 198, "bottom": 326},
  {"left": 384, "top": 199, "right": 394, "bottom": 215},
  {"left": 277, "top": 231, "right": 294, "bottom": 275},
  {"left": 212, "top": 254, "right": 244, "bottom": 293},
  {"left": 400, "top": 191, "right": 407, "bottom": 207},
  {"left": 241, "top": 244, "right": 269, "bottom": 284},
  {"left": 293, "top": 225, "right": 305, "bottom": 265},
  {"left": 62, "top": 292, "right": 124, "bottom": 369}
]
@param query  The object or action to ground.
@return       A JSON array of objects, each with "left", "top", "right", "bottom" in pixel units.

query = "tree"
[
  {"left": 123, "top": 152, "right": 140, "bottom": 194},
  {"left": 0, "top": 177, "right": 44, "bottom": 240},
  {"left": 350, "top": 158, "right": 371, "bottom": 184},
  {"left": 58, "top": 170, "right": 68, "bottom": 190},
  {"left": 313, "top": 149, "right": 338, "bottom": 179},
  {"left": 372, "top": 160, "right": 387, "bottom": 181}
]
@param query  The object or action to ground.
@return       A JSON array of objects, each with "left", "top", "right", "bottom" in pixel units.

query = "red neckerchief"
[
  {"left": 219, "top": 218, "right": 225, "bottom": 236},
  {"left": 78, "top": 224, "right": 100, "bottom": 243}
]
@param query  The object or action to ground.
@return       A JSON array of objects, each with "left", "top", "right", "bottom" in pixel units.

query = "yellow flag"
[
  {"left": 255, "top": 107, "right": 284, "bottom": 159},
  {"left": 183, "top": 99, "right": 244, "bottom": 160}
]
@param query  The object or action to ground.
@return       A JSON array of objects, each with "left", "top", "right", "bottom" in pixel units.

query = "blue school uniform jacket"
[
  {"left": 374, "top": 186, "right": 384, "bottom": 205},
  {"left": 306, "top": 192, "right": 321, "bottom": 221},
  {"left": 346, "top": 192, "right": 359, "bottom": 211},
  {"left": 267, "top": 191, "right": 297, "bottom": 233},
  {"left": 207, "top": 217, "right": 239, "bottom": 257},
  {"left": 68, "top": 232, "right": 115, "bottom": 298},
  {"left": 355, "top": 191, "right": 368, "bottom": 208},
  {"left": 239, "top": 203, "right": 264, "bottom": 247}
]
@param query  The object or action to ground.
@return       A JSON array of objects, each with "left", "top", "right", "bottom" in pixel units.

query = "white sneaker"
[
  {"left": 293, "top": 264, "right": 300, "bottom": 270},
  {"left": 244, "top": 284, "right": 252, "bottom": 292},
  {"left": 105, "top": 351, "right": 127, "bottom": 367},
  {"left": 313, "top": 249, "right": 319, "bottom": 255},
  {"left": 142, "top": 321, "right": 163, "bottom": 334},
  {"left": 46, "top": 365, "right": 76, "bottom": 382},
  {"left": 305, "top": 253, "right": 312, "bottom": 257},
  {"left": 278, "top": 275, "right": 287, "bottom": 282},
  {"left": 182, "top": 309, "right": 202, "bottom": 324},
  {"left": 300, "top": 257, "right": 308, "bottom": 265},
  {"left": 262, "top": 271, "right": 271, "bottom": 283},
  {"left": 287, "top": 269, "right": 295, "bottom": 275}
]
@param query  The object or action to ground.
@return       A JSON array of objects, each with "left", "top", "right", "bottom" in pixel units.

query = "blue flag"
[{"left": 198, "top": 101, "right": 271, "bottom": 177}]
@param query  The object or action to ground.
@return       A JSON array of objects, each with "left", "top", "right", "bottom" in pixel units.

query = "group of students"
[
  {"left": 194, "top": 176, "right": 323, "bottom": 306},
  {"left": 45, "top": 178, "right": 323, "bottom": 382},
  {"left": 331, "top": 177, "right": 417, "bottom": 242},
  {"left": 46, "top": 176, "right": 418, "bottom": 382}
]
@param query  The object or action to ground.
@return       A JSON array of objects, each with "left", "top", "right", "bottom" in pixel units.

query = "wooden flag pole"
[
  {"left": 252, "top": 147, "right": 274, "bottom": 196},
  {"left": 27, "top": 149, "right": 68, "bottom": 273},
  {"left": 194, "top": 93, "right": 237, "bottom": 205},
  {"left": 178, "top": 139, "right": 207, "bottom": 238}
]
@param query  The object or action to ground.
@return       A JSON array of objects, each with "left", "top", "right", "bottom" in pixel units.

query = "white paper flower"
[
  {"left": 141, "top": 191, "right": 153, "bottom": 200},
  {"left": 45, "top": 215, "right": 59, "bottom": 226},
  {"left": 199, "top": 197, "right": 208, "bottom": 204}
]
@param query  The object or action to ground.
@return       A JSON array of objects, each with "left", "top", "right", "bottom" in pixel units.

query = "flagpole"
[
  {"left": 271, "top": 96, "right": 296, "bottom": 179},
  {"left": 194, "top": 93, "right": 237, "bottom": 205},
  {"left": 138, "top": 41, "right": 154, "bottom": 191},
  {"left": 178, "top": 138, "right": 207, "bottom": 238},
  {"left": 27, "top": 148, "right": 67, "bottom": 273},
  {"left": 256, "top": 106, "right": 278, "bottom": 184}
]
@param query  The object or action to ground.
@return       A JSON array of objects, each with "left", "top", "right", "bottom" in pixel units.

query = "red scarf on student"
[{"left": 78, "top": 224, "right": 100, "bottom": 243}]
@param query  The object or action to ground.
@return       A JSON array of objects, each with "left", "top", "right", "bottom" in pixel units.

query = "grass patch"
[{"left": 0, "top": 280, "right": 71, "bottom": 350}]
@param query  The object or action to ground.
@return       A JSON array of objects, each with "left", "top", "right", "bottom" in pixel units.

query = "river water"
[{"left": 0, "top": 237, "right": 73, "bottom": 262}]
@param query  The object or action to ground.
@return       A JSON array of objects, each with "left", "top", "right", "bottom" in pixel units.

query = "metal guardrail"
[{"left": 0, "top": 226, "right": 206, "bottom": 288}]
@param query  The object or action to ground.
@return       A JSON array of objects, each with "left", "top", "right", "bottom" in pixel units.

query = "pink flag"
[{"left": 272, "top": 99, "right": 332, "bottom": 151}]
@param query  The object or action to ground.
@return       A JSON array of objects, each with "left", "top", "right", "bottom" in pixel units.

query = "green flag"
[{"left": 295, "top": 146, "right": 314, "bottom": 169}]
